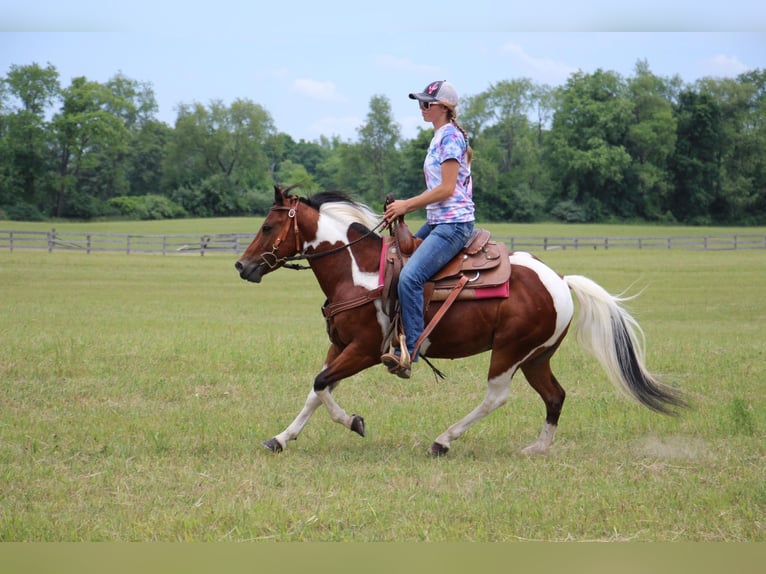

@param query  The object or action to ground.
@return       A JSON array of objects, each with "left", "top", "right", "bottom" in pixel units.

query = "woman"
[{"left": 382, "top": 80, "right": 475, "bottom": 378}]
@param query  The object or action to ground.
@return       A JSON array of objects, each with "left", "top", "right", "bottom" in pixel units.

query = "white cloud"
[
  {"left": 292, "top": 78, "right": 347, "bottom": 103},
  {"left": 702, "top": 54, "right": 750, "bottom": 77},
  {"left": 499, "top": 42, "right": 578, "bottom": 85}
]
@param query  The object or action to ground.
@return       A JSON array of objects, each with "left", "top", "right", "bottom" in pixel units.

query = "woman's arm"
[{"left": 384, "top": 159, "right": 459, "bottom": 221}]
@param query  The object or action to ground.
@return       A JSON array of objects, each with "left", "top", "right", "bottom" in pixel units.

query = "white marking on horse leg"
[
  {"left": 315, "top": 388, "right": 355, "bottom": 430},
  {"left": 272, "top": 389, "right": 323, "bottom": 449},
  {"left": 521, "top": 422, "right": 557, "bottom": 455},
  {"left": 433, "top": 371, "right": 513, "bottom": 450}
]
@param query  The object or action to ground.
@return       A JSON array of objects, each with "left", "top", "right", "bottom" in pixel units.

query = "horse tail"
[{"left": 564, "top": 274, "right": 687, "bottom": 415}]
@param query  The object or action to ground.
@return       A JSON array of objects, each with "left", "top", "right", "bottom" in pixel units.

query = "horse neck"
[{"left": 303, "top": 225, "right": 383, "bottom": 300}]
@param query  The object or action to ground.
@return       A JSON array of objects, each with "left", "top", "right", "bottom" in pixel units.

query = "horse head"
[{"left": 235, "top": 184, "right": 308, "bottom": 283}]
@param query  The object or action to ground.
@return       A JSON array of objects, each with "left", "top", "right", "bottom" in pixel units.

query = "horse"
[{"left": 235, "top": 185, "right": 685, "bottom": 457}]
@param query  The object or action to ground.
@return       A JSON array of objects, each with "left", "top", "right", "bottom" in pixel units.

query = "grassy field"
[{"left": 0, "top": 225, "right": 764, "bottom": 541}]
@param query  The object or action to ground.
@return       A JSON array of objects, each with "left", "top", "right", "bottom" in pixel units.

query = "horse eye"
[{"left": 262, "top": 225, "right": 273, "bottom": 233}]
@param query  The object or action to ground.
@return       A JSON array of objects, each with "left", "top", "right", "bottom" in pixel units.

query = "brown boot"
[{"left": 381, "top": 346, "right": 411, "bottom": 379}]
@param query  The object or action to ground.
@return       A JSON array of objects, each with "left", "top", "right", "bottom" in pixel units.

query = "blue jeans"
[{"left": 398, "top": 221, "right": 475, "bottom": 358}]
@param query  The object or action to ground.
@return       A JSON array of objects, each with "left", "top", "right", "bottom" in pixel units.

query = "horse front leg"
[
  {"left": 312, "top": 343, "right": 378, "bottom": 439},
  {"left": 262, "top": 344, "right": 376, "bottom": 453},
  {"left": 262, "top": 389, "right": 324, "bottom": 453}
]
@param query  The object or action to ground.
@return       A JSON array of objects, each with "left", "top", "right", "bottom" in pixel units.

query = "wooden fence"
[{"left": 1, "top": 228, "right": 766, "bottom": 255}]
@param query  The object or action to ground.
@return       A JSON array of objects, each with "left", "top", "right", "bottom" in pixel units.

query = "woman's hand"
[{"left": 384, "top": 199, "right": 409, "bottom": 223}]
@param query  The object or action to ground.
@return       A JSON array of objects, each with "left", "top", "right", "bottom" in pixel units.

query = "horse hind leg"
[
  {"left": 429, "top": 368, "right": 514, "bottom": 457},
  {"left": 519, "top": 355, "right": 566, "bottom": 456}
]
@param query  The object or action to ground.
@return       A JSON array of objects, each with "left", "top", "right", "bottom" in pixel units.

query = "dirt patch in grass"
[{"left": 638, "top": 435, "right": 711, "bottom": 461}]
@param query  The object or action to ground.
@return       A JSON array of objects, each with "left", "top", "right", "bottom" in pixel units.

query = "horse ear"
[
  {"left": 274, "top": 184, "right": 300, "bottom": 204},
  {"left": 274, "top": 185, "right": 287, "bottom": 204}
]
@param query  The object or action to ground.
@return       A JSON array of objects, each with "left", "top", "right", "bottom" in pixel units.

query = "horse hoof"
[
  {"left": 262, "top": 438, "right": 283, "bottom": 453},
  {"left": 350, "top": 414, "right": 366, "bottom": 437},
  {"left": 428, "top": 442, "right": 449, "bottom": 457},
  {"left": 521, "top": 444, "right": 547, "bottom": 456}
]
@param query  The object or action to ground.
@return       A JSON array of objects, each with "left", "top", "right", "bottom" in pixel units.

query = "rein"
[{"left": 260, "top": 196, "right": 388, "bottom": 271}]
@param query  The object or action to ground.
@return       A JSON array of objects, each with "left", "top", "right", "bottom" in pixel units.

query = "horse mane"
[{"left": 303, "top": 190, "right": 382, "bottom": 234}]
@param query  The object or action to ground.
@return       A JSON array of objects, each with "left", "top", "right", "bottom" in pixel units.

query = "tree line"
[{"left": 1, "top": 61, "right": 765, "bottom": 224}]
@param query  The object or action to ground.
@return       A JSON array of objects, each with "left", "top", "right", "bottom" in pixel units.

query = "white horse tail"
[{"left": 564, "top": 275, "right": 687, "bottom": 414}]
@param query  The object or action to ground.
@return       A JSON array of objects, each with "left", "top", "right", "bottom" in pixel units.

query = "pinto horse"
[{"left": 235, "top": 186, "right": 685, "bottom": 456}]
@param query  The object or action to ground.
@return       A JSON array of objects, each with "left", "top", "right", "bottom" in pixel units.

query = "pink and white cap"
[{"left": 408, "top": 80, "right": 459, "bottom": 108}]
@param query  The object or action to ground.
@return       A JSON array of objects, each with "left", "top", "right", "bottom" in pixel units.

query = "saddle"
[
  {"left": 384, "top": 220, "right": 510, "bottom": 303},
  {"left": 381, "top": 216, "right": 511, "bottom": 358}
]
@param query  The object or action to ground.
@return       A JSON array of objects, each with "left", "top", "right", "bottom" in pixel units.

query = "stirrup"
[{"left": 380, "top": 334, "right": 412, "bottom": 379}]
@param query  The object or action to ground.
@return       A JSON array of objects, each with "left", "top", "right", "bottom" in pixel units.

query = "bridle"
[{"left": 258, "top": 195, "right": 388, "bottom": 271}]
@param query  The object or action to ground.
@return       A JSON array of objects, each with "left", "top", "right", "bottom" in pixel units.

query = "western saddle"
[{"left": 381, "top": 211, "right": 511, "bottom": 361}]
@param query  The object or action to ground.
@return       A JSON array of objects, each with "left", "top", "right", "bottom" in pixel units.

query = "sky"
[{"left": 2, "top": 1, "right": 765, "bottom": 142}]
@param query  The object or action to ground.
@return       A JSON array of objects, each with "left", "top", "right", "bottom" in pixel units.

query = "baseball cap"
[{"left": 409, "top": 80, "right": 459, "bottom": 108}]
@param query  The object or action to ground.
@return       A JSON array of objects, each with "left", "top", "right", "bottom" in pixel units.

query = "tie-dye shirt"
[{"left": 423, "top": 123, "right": 474, "bottom": 224}]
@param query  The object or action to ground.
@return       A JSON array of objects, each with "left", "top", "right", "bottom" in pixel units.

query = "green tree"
[
  {"left": 281, "top": 136, "right": 332, "bottom": 190},
  {"left": 0, "top": 63, "right": 60, "bottom": 211},
  {"left": 484, "top": 79, "right": 535, "bottom": 173},
  {"left": 49, "top": 76, "right": 129, "bottom": 217},
  {"left": 104, "top": 73, "right": 165, "bottom": 197},
  {"left": 82, "top": 73, "right": 159, "bottom": 202},
  {"left": 483, "top": 80, "right": 552, "bottom": 221},
  {"left": 163, "top": 98, "right": 275, "bottom": 215},
  {"left": 383, "top": 127, "right": 433, "bottom": 214},
  {"left": 310, "top": 135, "right": 356, "bottom": 194},
  {"left": 624, "top": 60, "right": 678, "bottom": 220},
  {"left": 4, "top": 62, "right": 59, "bottom": 115},
  {"left": 356, "top": 94, "right": 401, "bottom": 204},
  {"left": 736, "top": 69, "right": 766, "bottom": 222},
  {"left": 696, "top": 74, "right": 766, "bottom": 222},
  {"left": 274, "top": 159, "right": 319, "bottom": 193},
  {"left": 546, "top": 70, "right": 633, "bottom": 221},
  {"left": 126, "top": 119, "right": 171, "bottom": 195},
  {"left": 669, "top": 88, "right": 722, "bottom": 223},
  {"left": 104, "top": 72, "right": 158, "bottom": 129}
]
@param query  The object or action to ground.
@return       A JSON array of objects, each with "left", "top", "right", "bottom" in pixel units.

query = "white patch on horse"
[
  {"left": 309, "top": 210, "right": 378, "bottom": 290},
  {"left": 510, "top": 252, "right": 574, "bottom": 345}
]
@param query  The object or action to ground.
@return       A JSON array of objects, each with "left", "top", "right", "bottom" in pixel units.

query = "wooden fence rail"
[{"left": 2, "top": 228, "right": 766, "bottom": 255}]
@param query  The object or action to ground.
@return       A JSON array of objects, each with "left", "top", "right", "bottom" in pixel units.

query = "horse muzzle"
[{"left": 234, "top": 259, "right": 265, "bottom": 283}]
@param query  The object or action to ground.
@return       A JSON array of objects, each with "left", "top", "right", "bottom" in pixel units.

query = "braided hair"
[{"left": 445, "top": 107, "right": 473, "bottom": 165}]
